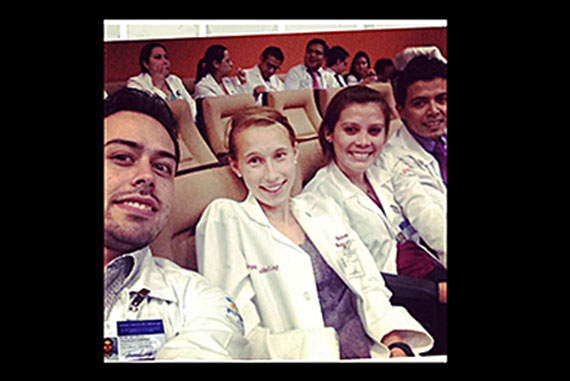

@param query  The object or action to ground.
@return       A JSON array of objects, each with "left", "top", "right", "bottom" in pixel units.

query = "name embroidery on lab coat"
[
  {"left": 247, "top": 264, "right": 279, "bottom": 274},
  {"left": 335, "top": 234, "right": 365, "bottom": 279}
]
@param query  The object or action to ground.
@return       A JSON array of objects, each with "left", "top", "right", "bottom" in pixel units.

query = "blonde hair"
[{"left": 227, "top": 106, "right": 297, "bottom": 160}]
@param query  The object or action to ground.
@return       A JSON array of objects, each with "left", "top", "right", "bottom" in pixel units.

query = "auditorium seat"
[
  {"left": 315, "top": 87, "right": 343, "bottom": 118},
  {"left": 166, "top": 99, "right": 218, "bottom": 172},
  {"left": 201, "top": 94, "right": 256, "bottom": 157},
  {"left": 291, "top": 137, "right": 326, "bottom": 196},
  {"left": 363, "top": 82, "right": 404, "bottom": 138},
  {"left": 266, "top": 89, "right": 322, "bottom": 141},
  {"left": 181, "top": 77, "right": 196, "bottom": 96},
  {"left": 150, "top": 165, "right": 248, "bottom": 270}
]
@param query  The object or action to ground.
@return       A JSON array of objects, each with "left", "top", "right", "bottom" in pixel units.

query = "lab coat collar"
[
  {"left": 120, "top": 246, "right": 178, "bottom": 304},
  {"left": 241, "top": 192, "right": 320, "bottom": 248},
  {"left": 397, "top": 125, "right": 438, "bottom": 165},
  {"left": 327, "top": 161, "right": 390, "bottom": 200}
]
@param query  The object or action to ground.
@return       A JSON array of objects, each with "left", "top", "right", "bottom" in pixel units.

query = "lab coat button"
[{"left": 303, "top": 291, "right": 311, "bottom": 301}]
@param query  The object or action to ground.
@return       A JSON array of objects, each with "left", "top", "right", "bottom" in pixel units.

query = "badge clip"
[{"left": 129, "top": 288, "right": 150, "bottom": 312}]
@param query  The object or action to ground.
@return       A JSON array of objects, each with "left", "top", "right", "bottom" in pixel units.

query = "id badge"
[{"left": 116, "top": 320, "right": 166, "bottom": 361}]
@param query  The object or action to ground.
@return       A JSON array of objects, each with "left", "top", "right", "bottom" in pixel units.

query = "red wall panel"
[{"left": 104, "top": 27, "right": 446, "bottom": 83}]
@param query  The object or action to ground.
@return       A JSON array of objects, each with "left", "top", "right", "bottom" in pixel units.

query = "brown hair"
[
  {"left": 227, "top": 106, "right": 297, "bottom": 160},
  {"left": 319, "top": 86, "right": 392, "bottom": 163}
]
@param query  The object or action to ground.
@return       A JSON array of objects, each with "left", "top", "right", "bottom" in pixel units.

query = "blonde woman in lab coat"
[{"left": 195, "top": 106, "right": 432, "bottom": 360}]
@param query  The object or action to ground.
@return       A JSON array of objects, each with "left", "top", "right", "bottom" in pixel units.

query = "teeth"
[
  {"left": 123, "top": 201, "right": 152, "bottom": 211},
  {"left": 351, "top": 152, "right": 371, "bottom": 160}
]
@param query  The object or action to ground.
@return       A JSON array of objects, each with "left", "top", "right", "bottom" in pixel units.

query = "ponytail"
[{"left": 194, "top": 45, "right": 227, "bottom": 84}]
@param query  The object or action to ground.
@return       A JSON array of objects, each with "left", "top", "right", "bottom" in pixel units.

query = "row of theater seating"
[{"left": 105, "top": 80, "right": 403, "bottom": 270}]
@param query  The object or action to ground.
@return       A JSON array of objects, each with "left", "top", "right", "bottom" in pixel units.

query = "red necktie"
[{"left": 310, "top": 71, "right": 319, "bottom": 89}]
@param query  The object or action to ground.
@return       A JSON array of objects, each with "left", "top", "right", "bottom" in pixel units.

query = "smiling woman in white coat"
[
  {"left": 302, "top": 86, "right": 447, "bottom": 354},
  {"left": 195, "top": 106, "right": 432, "bottom": 360}
]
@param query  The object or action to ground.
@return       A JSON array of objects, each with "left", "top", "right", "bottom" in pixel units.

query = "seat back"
[
  {"left": 267, "top": 89, "right": 322, "bottom": 141},
  {"left": 201, "top": 94, "right": 256, "bottom": 156},
  {"left": 167, "top": 100, "right": 218, "bottom": 172},
  {"left": 181, "top": 77, "right": 196, "bottom": 96},
  {"left": 364, "top": 82, "right": 403, "bottom": 139},
  {"left": 104, "top": 80, "right": 127, "bottom": 96},
  {"left": 150, "top": 165, "right": 248, "bottom": 270},
  {"left": 291, "top": 137, "right": 326, "bottom": 196},
  {"left": 316, "top": 87, "right": 343, "bottom": 118}
]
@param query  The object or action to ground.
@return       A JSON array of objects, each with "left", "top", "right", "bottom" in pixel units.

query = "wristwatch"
[{"left": 388, "top": 342, "right": 415, "bottom": 357}]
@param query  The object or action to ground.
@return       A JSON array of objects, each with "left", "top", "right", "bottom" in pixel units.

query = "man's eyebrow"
[{"left": 104, "top": 139, "right": 141, "bottom": 149}]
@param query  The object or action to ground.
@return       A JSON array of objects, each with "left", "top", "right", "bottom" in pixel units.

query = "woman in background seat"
[{"left": 127, "top": 42, "right": 197, "bottom": 121}]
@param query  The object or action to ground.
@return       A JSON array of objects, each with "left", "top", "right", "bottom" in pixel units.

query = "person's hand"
[
  {"left": 253, "top": 84, "right": 267, "bottom": 97},
  {"left": 236, "top": 68, "right": 247, "bottom": 84},
  {"left": 360, "top": 69, "right": 378, "bottom": 84},
  {"left": 438, "top": 281, "right": 447, "bottom": 304}
]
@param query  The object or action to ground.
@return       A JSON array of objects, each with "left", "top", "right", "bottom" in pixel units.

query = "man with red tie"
[{"left": 284, "top": 38, "right": 338, "bottom": 90}]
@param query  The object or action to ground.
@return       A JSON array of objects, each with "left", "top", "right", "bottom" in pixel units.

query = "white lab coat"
[
  {"left": 323, "top": 67, "right": 347, "bottom": 87},
  {"left": 303, "top": 158, "right": 446, "bottom": 272},
  {"left": 244, "top": 65, "right": 285, "bottom": 94},
  {"left": 284, "top": 63, "right": 339, "bottom": 90},
  {"left": 382, "top": 125, "right": 447, "bottom": 210},
  {"left": 302, "top": 162, "right": 402, "bottom": 274},
  {"left": 193, "top": 73, "right": 252, "bottom": 99},
  {"left": 104, "top": 246, "right": 247, "bottom": 361},
  {"left": 126, "top": 72, "right": 197, "bottom": 122},
  {"left": 196, "top": 192, "right": 433, "bottom": 360}
]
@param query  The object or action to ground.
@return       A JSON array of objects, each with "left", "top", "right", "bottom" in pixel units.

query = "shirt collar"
[
  {"left": 110, "top": 246, "right": 177, "bottom": 304},
  {"left": 407, "top": 127, "right": 447, "bottom": 154}
]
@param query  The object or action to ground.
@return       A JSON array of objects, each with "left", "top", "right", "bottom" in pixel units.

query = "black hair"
[
  {"left": 104, "top": 87, "right": 180, "bottom": 165},
  {"left": 394, "top": 55, "right": 447, "bottom": 106},
  {"left": 326, "top": 46, "right": 349, "bottom": 67},
  {"left": 261, "top": 46, "right": 284, "bottom": 62},
  {"left": 195, "top": 45, "right": 227, "bottom": 83}
]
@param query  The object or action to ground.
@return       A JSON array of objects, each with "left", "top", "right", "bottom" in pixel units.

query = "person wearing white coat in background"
[
  {"left": 196, "top": 106, "right": 433, "bottom": 360},
  {"left": 126, "top": 42, "right": 197, "bottom": 122},
  {"left": 284, "top": 38, "right": 338, "bottom": 91},
  {"left": 383, "top": 54, "right": 447, "bottom": 268},
  {"left": 193, "top": 44, "right": 252, "bottom": 100},
  {"left": 244, "top": 46, "right": 285, "bottom": 105},
  {"left": 104, "top": 88, "right": 246, "bottom": 361}
]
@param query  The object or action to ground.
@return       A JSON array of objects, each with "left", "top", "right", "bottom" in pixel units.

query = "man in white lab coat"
[
  {"left": 244, "top": 46, "right": 285, "bottom": 104},
  {"left": 384, "top": 54, "right": 447, "bottom": 213},
  {"left": 284, "top": 38, "right": 338, "bottom": 90},
  {"left": 103, "top": 88, "right": 247, "bottom": 361}
]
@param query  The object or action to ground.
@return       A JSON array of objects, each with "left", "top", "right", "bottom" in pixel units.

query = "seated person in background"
[
  {"left": 392, "top": 45, "right": 447, "bottom": 72},
  {"left": 324, "top": 45, "right": 350, "bottom": 87},
  {"left": 193, "top": 44, "right": 252, "bottom": 99},
  {"left": 104, "top": 88, "right": 246, "bottom": 361},
  {"left": 127, "top": 42, "right": 197, "bottom": 121},
  {"left": 302, "top": 86, "right": 447, "bottom": 354},
  {"left": 196, "top": 106, "right": 433, "bottom": 360},
  {"left": 374, "top": 58, "right": 397, "bottom": 84},
  {"left": 345, "top": 51, "right": 377, "bottom": 86},
  {"left": 284, "top": 38, "right": 338, "bottom": 90},
  {"left": 244, "top": 46, "right": 285, "bottom": 105},
  {"left": 383, "top": 55, "right": 447, "bottom": 271}
]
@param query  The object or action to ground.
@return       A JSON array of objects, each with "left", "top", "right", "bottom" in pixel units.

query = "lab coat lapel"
[
  {"left": 291, "top": 196, "right": 364, "bottom": 293},
  {"left": 241, "top": 193, "right": 303, "bottom": 250}
]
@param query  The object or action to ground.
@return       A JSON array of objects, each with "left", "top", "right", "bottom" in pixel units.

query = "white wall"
[{"left": 104, "top": 19, "right": 447, "bottom": 42}]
